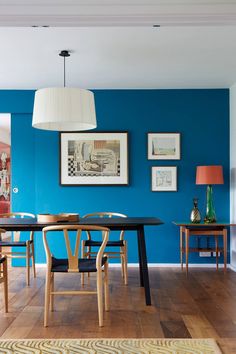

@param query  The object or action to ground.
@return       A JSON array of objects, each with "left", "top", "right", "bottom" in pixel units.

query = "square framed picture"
[
  {"left": 60, "top": 131, "right": 129, "bottom": 186},
  {"left": 151, "top": 166, "right": 177, "bottom": 192},
  {"left": 148, "top": 132, "right": 181, "bottom": 160}
]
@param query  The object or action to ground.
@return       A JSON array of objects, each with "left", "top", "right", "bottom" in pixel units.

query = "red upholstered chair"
[{"left": 0, "top": 201, "right": 10, "bottom": 214}]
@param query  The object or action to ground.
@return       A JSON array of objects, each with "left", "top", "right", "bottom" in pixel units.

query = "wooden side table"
[{"left": 173, "top": 223, "right": 228, "bottom": 274}]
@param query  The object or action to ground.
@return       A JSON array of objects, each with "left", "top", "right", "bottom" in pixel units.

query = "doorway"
[{"left": 0, "top": 114, "right": 11, "bottom": 213}]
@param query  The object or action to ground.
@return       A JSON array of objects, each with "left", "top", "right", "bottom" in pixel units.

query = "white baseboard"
[
  {"left": 229, "top": 264, "right": 236, "bottom": 271},
  {"left": 35, "top": 263, "right": 232, "bottom": 269}
]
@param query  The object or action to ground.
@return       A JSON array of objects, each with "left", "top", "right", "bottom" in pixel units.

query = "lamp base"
[
  {"left": 204, "top": 185, "right": 217, "bottom": 224},
  {"left": 204, "top": 216, "right": 216, "bottom": 224}
]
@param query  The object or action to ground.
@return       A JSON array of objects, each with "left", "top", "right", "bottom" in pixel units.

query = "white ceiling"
[
  {"left": 1, "top": 0, "right": 236, "bottom": 27},
  {"left": 0, "top": 1, "right": 236, "bottom": 89}
]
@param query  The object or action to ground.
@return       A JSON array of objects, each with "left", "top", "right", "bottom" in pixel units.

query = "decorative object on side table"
[
  {"left": 148, "top": 133, "right": 180, "bottom": 160},
  {"left": 196, "top": 165, "right": 224, "bottom": 223},
  {"left": 151, "top": 166, "right": 177, "bottom": 191},
  {"left": 190, "top": 198, "right": 201, "bottom": 223}
]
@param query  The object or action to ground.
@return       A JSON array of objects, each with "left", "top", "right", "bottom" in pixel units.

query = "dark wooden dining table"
[{"left": 0, "top": 216, "right": 163, "bottom": 305}]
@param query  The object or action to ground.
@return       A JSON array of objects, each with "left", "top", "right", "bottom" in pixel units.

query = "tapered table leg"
[
  {"left": 137, "top": 233, "right": 144, "bottom": 287},
  {"left": 137, "top": 226, "right": 151, "bottom": 306},
  {"left": 180, "top": 226, "right": 183, "bottom": 270},
  {"left": 185, "top": 228, "right": 189, "bottom": 276},
  {"left": 215, "top": 235, "right": 219, "bottom": 271},
  {"left": 223, "top": 228, "right": 227, "bottom": 273}
]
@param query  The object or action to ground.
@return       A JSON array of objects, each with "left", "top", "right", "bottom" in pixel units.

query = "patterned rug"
[{"left": 0, "top": 338, "right": 222, "bottom": 354}]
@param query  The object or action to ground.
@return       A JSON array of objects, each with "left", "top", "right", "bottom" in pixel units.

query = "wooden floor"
[{"left": 0, "top": 266, "right": 236, "bottom": 353}]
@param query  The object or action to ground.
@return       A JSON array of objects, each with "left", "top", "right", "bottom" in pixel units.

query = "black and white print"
[{"left": 60, "top": 132, "right": 128, "bottom": 185}]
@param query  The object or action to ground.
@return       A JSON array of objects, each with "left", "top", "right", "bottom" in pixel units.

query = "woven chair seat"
[
  {"left": 51, "top": 256, "right": 108, "bottom": 273},
  {"left": 0, "top": 240, "right": 33, "bottom": 247}
]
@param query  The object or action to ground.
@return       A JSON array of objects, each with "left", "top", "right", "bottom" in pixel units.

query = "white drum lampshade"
[{"left": 32, "top": 87, "right": 97, "bottom": 131}]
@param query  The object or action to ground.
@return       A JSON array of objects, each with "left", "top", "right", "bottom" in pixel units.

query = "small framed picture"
[
  {"left": 60, "top": 131, "right": 129, "bottom": 186},
  {"left": 148, "top": 133, "right": 181, "bottom": 160},
  {"left": 151, "top": 166, "right": 177, "bottom": 192}
]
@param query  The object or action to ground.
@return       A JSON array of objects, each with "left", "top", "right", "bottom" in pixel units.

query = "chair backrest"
[
  {"left": 83, "top": 212, "right": 127, "bottom": 241},
  {"left": 0, "top": 213, "right": 35, "bottom": 241},
  {"left": 0, "top": 212, "right": 35, "bottom": 219},
  {"left": 43, "top": 225, "right": 110, "bottom": 273}
]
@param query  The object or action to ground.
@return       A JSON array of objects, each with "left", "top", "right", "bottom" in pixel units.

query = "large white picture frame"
[{"left": 60, "top": 132, "right": 129, "bottom": 186}]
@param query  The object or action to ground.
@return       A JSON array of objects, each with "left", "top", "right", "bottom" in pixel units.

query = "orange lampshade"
[{"left": 196, "top": 165, "right": 224, "bottom": 185}]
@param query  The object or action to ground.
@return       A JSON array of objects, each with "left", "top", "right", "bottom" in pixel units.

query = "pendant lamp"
[{"left": 32, "top": 50, "right": 97, "bottom": 131}]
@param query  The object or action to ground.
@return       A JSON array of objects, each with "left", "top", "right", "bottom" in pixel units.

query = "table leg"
[
  {"left": 215, "top": 236, "right": 219, "bottom": 271},
  {"left": 223, "top": 228, "right": 227, "bottom": 273},
  {"left": 185, "top": 228, "right": 189, "bottom": 275},
  {"left": 137, "top": 226, "right": 151, "bottom": 306},
  {"left": 137, "top": 233, "right": 144, "bottom": 287},
  {"left": 180, "top": 226, "right": 183, "bottom": 270}
]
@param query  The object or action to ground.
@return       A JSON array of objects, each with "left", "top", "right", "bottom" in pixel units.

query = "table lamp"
[{"left": 196, "top": 165, "right": 224, "bottom": 223}]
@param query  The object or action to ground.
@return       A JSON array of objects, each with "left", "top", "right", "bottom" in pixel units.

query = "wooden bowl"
[
  {"left": 58, "top": 213, "right": 79, "bottom": 222},
  {"left": 37, "top": 213, "right": 79, "bottom": 223}
]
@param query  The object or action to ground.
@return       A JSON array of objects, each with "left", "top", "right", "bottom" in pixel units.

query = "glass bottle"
[{"left": 190, "top": 198, "right": 201, "bottom": 223}]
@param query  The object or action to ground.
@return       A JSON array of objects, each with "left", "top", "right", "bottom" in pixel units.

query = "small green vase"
[{"left": 204, "top": 185, "right": 216, "bottom": 223}]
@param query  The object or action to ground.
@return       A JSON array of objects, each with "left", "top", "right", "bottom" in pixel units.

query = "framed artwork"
[
  {"left": 60, "top": 131, "right": 129, "bottom": 186},
  {"left": 147, "top": 132, "right": 181, "bottom": 160},
  {"left": 151, "top": 166, "right": 177, "bottom": 192}
]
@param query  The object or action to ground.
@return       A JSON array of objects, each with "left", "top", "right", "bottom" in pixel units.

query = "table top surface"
[
  {"left": 173, "top": 221, "right": 231, "bottom": 227},
  {"left": 0, "top": 216, "right": 164, "bottom": 231}
]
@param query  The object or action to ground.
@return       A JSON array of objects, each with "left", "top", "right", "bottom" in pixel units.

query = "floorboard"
[{"left": 0, "top": 266, "right": 236, "bottom": 353}]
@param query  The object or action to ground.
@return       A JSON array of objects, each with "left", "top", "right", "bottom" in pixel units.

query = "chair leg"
[
  {"left": 120, "top": 247, "right": 124, "bottom": 279},
  {"left": 97, "top": 270, "right": 103, "bottom": 327},
  {"left": 31, "top": 241, "right": 36, "bottom": 278},
  {"left": 3, "top": 259, "right": 8, "bottom": 313},
  {"left": 81, "top": 241, "right": 85, "bottom": 285},
  {"left": 123, "top": 242, "right": 128, "bottom": 285},
  {"left": 44, "top": 269, "right": 51, "bottom": 327},
  {"left": 50, "top": 273, "right": 54, "bottom": 312},
  {"left": 88, "top": 246, "right": 91, "bottom": 278},
  {"left": 26, "top": 241, "right": 30, "bottom": 286},
  {"left": 104, "top": 262, "right": 110, "bottom": 312}
]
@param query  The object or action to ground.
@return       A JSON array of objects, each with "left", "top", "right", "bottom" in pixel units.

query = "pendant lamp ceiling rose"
[{"left": 59, "top": 50, "right": 70, "bottom": 58}]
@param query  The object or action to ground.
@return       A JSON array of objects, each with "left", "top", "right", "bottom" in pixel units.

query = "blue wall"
[{"left": 3, "top": 89, "right": 230, "bottom": 264}]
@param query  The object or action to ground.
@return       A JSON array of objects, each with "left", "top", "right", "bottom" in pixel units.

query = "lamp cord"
[{"left": 59, "top": 50, "right": 70, "bottom": 87}]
